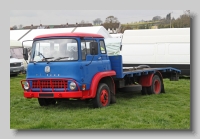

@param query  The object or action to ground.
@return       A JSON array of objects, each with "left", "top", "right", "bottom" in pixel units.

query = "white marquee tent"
[
  {"left": 10, "top": 26, "right": 120, "bottom": 59},
  {"left": 10, "top": 30, "right": 29, "bottom": 40},
  {"left": 10, "top": 26, "right": 113, "bottom": 47},
  {"left": 73, "top": 26, "right": 112, "bottom": 38},
  {"left": 10, "top": 26, "right": 112, "bottom": 43}
]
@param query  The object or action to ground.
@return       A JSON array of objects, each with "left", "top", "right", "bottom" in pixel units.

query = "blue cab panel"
[{"left": 109, "top": 55, "right": 123, "bottom": 78}]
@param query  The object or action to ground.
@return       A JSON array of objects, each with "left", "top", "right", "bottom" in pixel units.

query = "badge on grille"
[{"left": 45, "top": 66, "right": 50, "bottom": 73}]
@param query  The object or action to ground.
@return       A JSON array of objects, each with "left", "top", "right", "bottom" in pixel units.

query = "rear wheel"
[
  {"left": 38, "top": 98, "right": 56, "bottom": 106},
  {"left": 93, "top": 83, "right": 110, "bottom": 108},
  {"left": 147, "top": 75, "right": 162, "bottom": 95}
]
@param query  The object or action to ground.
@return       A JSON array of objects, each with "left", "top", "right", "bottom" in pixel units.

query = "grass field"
[{"left": 10, "top": 74, "right": 190, "bottom": 130}]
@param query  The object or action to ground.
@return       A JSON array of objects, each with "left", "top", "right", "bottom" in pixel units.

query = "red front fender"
[{"left": 88, "top": 70, "right": 116, "bottom": 98}]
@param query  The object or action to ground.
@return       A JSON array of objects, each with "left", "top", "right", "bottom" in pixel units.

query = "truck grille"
[
  {"left": 21, "top": 78, "right": 80, "bottom": 92},
  {"left": 10, "top": 63, "right": 21, "bottom": 67},
  {"left": 32, "top": 80, "right": 68, "bottom": 89}
]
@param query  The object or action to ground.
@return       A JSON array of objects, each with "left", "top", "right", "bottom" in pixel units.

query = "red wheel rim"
[
  {"left": 100, "top": 89, "right": 109, "bottom": 106},
  {"left": 154, "top": 80, "right": 161, "bottom": 94}
]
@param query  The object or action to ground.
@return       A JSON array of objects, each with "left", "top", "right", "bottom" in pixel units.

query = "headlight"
[
  {"left": 21, "top": 62, "right": 24, "bottom": 66},
  {"left": 69, "top": 82, "right": 76, "bottom": 90},
  {"left": 22, "top": 81, "right": 29, "bottom": 90}
]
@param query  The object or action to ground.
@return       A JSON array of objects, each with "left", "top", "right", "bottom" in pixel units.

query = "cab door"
[{"left": 80, "top": 39, "right": 104, "bottom": 86}]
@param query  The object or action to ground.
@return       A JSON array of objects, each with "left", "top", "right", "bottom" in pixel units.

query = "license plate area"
[{"left": 39, "top": 93, "right": 54, "bottom": 98}]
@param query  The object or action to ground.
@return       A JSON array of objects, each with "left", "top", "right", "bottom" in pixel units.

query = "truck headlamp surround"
[
  {"left": 69, "top": 82, "right": 76, "bottom": 90},
  {"left": 22, "top": 81, "right": 29, "bottom": 90}
]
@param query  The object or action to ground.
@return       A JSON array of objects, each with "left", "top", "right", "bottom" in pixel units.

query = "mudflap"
[{"left": 170, "top": 72, "right": 179, "bottom": 81}]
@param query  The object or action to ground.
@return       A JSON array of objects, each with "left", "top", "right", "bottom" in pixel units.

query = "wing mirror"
[
  {"left": 90, "top": 42, "right": 98, "bottom": 55},
  {"left": 23, "top": 48, "right": 28, "bottom": 60}
]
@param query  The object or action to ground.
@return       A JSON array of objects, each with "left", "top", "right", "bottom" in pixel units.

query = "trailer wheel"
[
  {"left": 93, "top": 83, "right": 110, "bottom": 108},
  {"left": 38, "top": 98, "right": 56, "bottom": 106},
  {"left": 147, "top": 75, "right": 161, "bottom": 95}
]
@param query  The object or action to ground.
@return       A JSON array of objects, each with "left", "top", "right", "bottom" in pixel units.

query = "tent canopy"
[{"left": 10, "top": 26, "right": 112, "bottom": 44}]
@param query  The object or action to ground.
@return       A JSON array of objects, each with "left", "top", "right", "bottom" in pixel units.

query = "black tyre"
[
  {"left": 110, "top": 93, "right": 116, "bottom": 104},
  {"left": 141, "top": 87, "right": 147, "bottom": 95},
  {"left": 93, "top": 83, "right": 111, "bottom": 108},
  {"left": 38, "top": 98, "right": 56, "bottom": 106},
  {"left": 147, "top": 75, "right": 162, "bottom": 95}
]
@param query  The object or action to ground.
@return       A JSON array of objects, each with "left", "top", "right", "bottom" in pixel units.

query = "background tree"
[
  {"left": 93, "top": 18, "right": 103, "bottom": 25},
  {"left": 138, "top": 24, "right": 145, "bottom": 29},
  {"left": 172, "top": 12, "right": 190, "bottom": 28},
  {"left": 105, "top": 16, "right": 119, "bottom": 23},
  {"left": 18, "top": 24, "right": 23, "bottom": 29},
  {"left": 12, "top": 25, "right": 17, "bottom": 30},
  {"left": 152, "top": 16, "right": 161, "bottom": 21},
  {"left": 146, "top": 24, "right": 151, "bottom": 29},
  {"left": 80, "top": 20, "right": 85, "bottom": 24},
  {"left": 120, "top": 25, "right": 132, "bottom": 33}
]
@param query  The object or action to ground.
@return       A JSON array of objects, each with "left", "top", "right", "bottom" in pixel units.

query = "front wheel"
[{"left": 93, "top": 83, "right": 111, "bottom": 108}]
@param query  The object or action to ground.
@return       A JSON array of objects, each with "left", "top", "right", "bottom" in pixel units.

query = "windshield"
[
  {"left": 10, "top": 48, "right": 23, "bottom": 59},
  {"left": 30, "top": 39, "right": 78, "bottom": 62}
]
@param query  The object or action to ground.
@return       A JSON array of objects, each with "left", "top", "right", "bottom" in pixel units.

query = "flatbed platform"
[{"left": 109, "top": 55, "right": 181, "bottom": 79}]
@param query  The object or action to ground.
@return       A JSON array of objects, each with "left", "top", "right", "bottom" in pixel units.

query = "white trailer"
[{"left": 120, "top": 28, "right": 190, "bottom": 76}]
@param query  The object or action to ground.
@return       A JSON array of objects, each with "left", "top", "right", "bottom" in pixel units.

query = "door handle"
[{"left": 98, "top": 57, "right": 101, "bottom": 60}]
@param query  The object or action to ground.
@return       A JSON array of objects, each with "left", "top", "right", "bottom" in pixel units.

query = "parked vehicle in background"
[
  {"left": 120, "top": 28, "right": 190, "bottom": 76},
  {"left": 10, "top": 51, "right": 24, "bottom": 76},
  {"left": 10, "top": 40, "right": 31, "bottom": 74}
]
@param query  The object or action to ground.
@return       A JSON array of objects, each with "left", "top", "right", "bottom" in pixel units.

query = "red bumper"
[{"left": 24, "top": 91, "right": 90, "bottom": 99}]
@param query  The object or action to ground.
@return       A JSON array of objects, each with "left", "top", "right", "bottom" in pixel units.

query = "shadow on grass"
[
  {"left": 39, "top": 99, "right": 94, "bottom": 110},
  {"left": 116, "top": 90, "right": 144, "bottom": 99},
  {"left": 40, "top": 91, "right": 144, "bottom": 110},
  {"left": 179, "top": 75, "right": 190, "bottom": 80},
  {"left": 34, "top": 90, "right": 148, "bottom": 110}
]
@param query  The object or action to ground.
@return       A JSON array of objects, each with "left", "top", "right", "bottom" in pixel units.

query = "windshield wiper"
[
  {"left": 38, "top": 52, "right": 54, "bottom": 63},
  {"left": 33, "top": 57, "right": 54, "bottom": 64},
  {"left": 54, "top": 57, "right": 69, "bottom": 61},
  {"left": 43, "top": 57, "right": 54, "bottom": 60}
]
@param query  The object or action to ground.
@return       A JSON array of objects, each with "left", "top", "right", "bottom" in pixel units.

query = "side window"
[
  {"left": 100, "top": 40, "right": 106, "bottom": 54},
  {"left": 85, "top": 42, "right": 91, "bottom": 55},
  {"left": 81, "top": 41, "right": 87, "bottom": 60},
  {"left": 81, "top": 40, "right": 97, "bottom": 60}
]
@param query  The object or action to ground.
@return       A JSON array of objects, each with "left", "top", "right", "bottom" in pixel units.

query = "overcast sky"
[{"left": 10, "top": 10, "right": 186, "bottom": 27}]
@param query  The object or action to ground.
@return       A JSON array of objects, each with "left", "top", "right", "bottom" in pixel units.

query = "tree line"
[
  {"left": 121, "top": 10, "right": 191, "bottom": 32},
  {"left": 11, "top": 11, "right": 191, "bottom": 33}
]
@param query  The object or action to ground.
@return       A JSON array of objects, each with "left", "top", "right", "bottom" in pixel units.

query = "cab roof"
[{"left": 34, "top": 32, "right": 104, "bottom": 39}]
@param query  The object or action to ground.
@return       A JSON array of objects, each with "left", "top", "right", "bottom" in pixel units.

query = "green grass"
[{"left": 10, "top": 74, "right": 190, "bottom": 130}]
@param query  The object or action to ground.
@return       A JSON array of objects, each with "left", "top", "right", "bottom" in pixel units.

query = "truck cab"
[{"left": 21, "top": 33, "right": 116, "bottom": 108}]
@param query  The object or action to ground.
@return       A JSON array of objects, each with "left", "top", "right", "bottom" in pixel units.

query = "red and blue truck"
[{"left": 21, "top": 32, "right": 181, "bottom": 108}]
